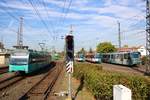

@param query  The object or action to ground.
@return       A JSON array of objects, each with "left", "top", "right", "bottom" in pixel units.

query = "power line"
[
  {"left": 122, "top": 30, "right": 145, "bottom": 40},
  {"left": 61, "top": 0, "right": 73, "bottom": 25},
  {"left": 54, "top": 0, "right": 67, "bottom": 38},
  {"left": 27, "top": 0, "right": 54, "bottom": 38},
  {"left": 121, "top": 19, "right": 145, "bottom": 33},
  {"left": 58, "top": 0, "right": 67, "bottom": 25},
  {"left": 41, "top": 0, "right": 57, "bottom": 40},
  {"left": 0, "top": 0, "right": 19, "bottom": 21}
]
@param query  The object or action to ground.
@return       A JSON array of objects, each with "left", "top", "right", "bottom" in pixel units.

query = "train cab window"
[
  {"left": 111, "top": 55, "right": 114, "bottom": 59},
  {"left": 95, "top": 54, "right": 100, "bottom": 58},
  {"left": 131, "top": 53, "right": 140, "bottom": 58},
  {"left": 10, "top": 58, "right": 28, "bottom": 65}
]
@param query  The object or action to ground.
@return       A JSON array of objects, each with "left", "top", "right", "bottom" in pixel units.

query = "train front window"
[
  {"left": 95, "top": 55, "right": 100, "bottom": 58},
  {"left": 10, "top": 58, "right": 28, "bottom": 65},
  {"left": 79, "top": 54, "right": 84, "bottom": 58},
  {"left": 131, "top": 53, "right": 139, "bottom": 58}
]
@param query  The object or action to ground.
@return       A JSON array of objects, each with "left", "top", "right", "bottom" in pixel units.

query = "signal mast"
[{"left": 146, "top": 0, "right": 150, "bottom": 74}]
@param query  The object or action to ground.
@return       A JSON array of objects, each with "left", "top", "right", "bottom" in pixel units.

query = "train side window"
[
  {"left": 116, "top": 54, "right": 118, "bottom": 59},
  {"left": 114, "top": 55, "right": 117, "bottom": 59},
  {"left": 128, "top": 53, "right": 131, "bottom": 59},
  {"left": 111, "top": 55, "right": 113, "bottom": 59},
  {"left": 124, "top": 54, "right": 128, "bottom": 59}
]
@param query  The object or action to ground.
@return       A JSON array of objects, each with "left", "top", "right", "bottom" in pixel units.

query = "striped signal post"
[{"left": 65, "top": 31, "right": 74, "bottom": 100}]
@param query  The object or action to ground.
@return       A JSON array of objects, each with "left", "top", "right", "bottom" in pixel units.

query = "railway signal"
[
  {"left": 65, "top": 34, "right": 74, "bottom": 73},
  {"left": 66, "top": 35, "right": 74, "bottom": 62},
  {"left": 65, "top": 26, "right": 74, "bottom": 100}
]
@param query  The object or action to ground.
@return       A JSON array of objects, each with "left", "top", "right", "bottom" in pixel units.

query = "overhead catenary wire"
[
  {"left": 61, "top": 0, "right": 73, "bottom": 25},
  {"left": 54, "top": 0, "right": 67, "bottom": 39},
  {"left": 0, "top": 0, "right": 19, "bottom": 21},
  {"left": 41, "top": 0, "right": 57, "bottom": 40},
  {"left": 27, "top": 0, "right": 54, "bottom": 39},
  {"left": 0, "top": 0, "right": 38, "bottom": 32}
]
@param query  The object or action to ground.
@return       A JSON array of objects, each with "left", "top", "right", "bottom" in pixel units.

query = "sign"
[{"left": 66, "top": 61, "right": 73, "bottom": 73}]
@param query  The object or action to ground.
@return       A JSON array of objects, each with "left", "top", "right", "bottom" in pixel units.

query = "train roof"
[
  {"left": 11, "top": 49, "right": 49, "bottom": 56},
  {"left": 102, "top": 51, "right": 140, "bottom": 55}
]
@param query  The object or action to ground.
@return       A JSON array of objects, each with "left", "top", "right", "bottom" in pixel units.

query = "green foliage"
[
  {"left": 123, "top": 45, "right": 129, "bottom": 48},
  {"left": 96, "top": 42, "right": 117, "bottom": 53},
  {"left": 141, "top": 56, "right": 148, "bottom": 65},
  {"left": 74, "top": 62, "right": 150, "bottom": 100}
]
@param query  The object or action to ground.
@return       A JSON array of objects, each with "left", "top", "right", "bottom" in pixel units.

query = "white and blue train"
[
  {"left": 75, "top": 53, "right": 85, "bottom": 62},
  {"left": 85, "top": 53, "right": 102, "bottom": 63},
  {"left": 101, "top": 52, "right": 141, "bottom": 66}
]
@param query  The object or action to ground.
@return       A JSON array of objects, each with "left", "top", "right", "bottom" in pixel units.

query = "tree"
[
  {"left": 96, "top": 42, "right": 117, "bottom": 53},
  {"left": 77, "top": 48, "right": 86, "bottom": 55},
  {"left": 123, "top": 45, "right": 129, "bottom": 48}
]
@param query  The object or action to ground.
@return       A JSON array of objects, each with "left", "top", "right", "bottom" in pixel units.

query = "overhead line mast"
[
  {"left": 17, "top": 17, "right": 23, "bottom": 47},
  {"left": 118, "top": 21, "right": 121, "bottom": 48},
  {"left": 146, "top": 0, "right": 150, "bottom": 74}
]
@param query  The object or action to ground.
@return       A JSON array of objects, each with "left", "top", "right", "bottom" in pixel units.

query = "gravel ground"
[
  {"left": 48, "top": 64, "right": 95, "bottom": 100},
  {"left": 101, "top": 63, "right": 145, "bottom": 75}
]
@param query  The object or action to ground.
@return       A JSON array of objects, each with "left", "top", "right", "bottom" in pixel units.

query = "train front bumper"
[{"left": 9, "top": 65, "right": 28, "bottom": 73}]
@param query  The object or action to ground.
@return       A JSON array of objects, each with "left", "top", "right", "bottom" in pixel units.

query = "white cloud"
[{"left": 0, "top": 0, "right": 146, "bottom": 50}]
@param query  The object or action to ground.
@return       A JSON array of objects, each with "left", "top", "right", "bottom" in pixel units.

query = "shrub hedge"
[{"left": 73, "top": 62, "right": 150, "bottom": 100}]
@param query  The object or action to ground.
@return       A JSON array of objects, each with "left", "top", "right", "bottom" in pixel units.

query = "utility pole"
[
  {"left": 70, "top": 25, "right": 73, "bottom": 34},
  {"left": 39, "top": 43, "right": 45, "bottom": 51},
  {"left": 1, "top": 36, "right": 3, "bottom": 45},
  {"left": 146, "top": 0, "right": 150, "bottom": 75},
  {"left": 13, "top": 17, "right": 28, "bottom": 49},
  {"left": 17, "top": 17, "right": 23, "bottom": 48},
  {"left": 118, "top": 21, "right": 121, "bottom": 48}
]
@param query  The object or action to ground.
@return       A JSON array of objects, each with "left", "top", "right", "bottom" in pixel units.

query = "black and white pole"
[
  {"left": 65, "top": 27, "right": 74, "bottom": 99},
  {"left": 146, "top": 0, "right": 150, "bottom": 75}
]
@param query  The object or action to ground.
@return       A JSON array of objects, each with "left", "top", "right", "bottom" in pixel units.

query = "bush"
[
  {"left": 141, "top": 56, "right": 148, "bottom": 65},
  {"left": 74, "top": 62, "right": 150, "bottom": 100}
]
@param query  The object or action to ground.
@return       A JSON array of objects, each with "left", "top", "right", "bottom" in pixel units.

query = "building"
[
  {"left": 117, "top": 46, "right": 147, "bottom": 57},
  {"left": 117, "top": 47, "right": 138, "bottom": 52},
  {"left": 0, "top": 42, "right": 4, "bottom": 52},
  {"left": 0, "top": 42, "right": 11, "bottom": 65},
  {"left": 137, "top": 46, "right": 147, "bottom": 57},
  {"left": 0, "top": 52, "right": 10, "bottom": 65}
]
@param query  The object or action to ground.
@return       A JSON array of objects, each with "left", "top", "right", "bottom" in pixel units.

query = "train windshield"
[
  {"left": 10, "top": 58, "right": 28, "bottom": 65},
  {"left": 131, "top": 53, "right": 140, "bottom": 58},
  {"left": 79, "top": 54, "right": 84, "bottom": 58},
  {"left": 95, "top": 54, "right": 100, "bottom": 58}
]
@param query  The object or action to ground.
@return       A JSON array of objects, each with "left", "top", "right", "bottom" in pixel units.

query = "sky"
[{"left": 0, "top": 0, "right": 146, "bottom": 52}]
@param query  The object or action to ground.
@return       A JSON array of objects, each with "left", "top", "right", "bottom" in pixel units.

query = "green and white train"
[{"left": 9, "top": 49, "right": 51, "bottom": 74}]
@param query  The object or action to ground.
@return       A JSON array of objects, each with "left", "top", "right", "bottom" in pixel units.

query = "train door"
[
  {"left": 115, "top": 54, "right": 120, "bottom": 64},
  {"left": 120, "top": 54, "right": 123, "bottom": 64},
  {"left": 123, "top": 53, "right": 128, "bottom": 65},
  {"left": 110, "top": 54, "right": 114, "bottom": 63}
]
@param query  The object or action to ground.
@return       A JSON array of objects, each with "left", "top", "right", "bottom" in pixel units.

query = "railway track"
[
  {"left": 0, "top": 73, "right": 24, "bottom": 91},
  {"left": 19, "top": 61, "right": 62, "bottom": 100},
  {"left": 0, "top": 67, "right": 8, "bottom": 74}
]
